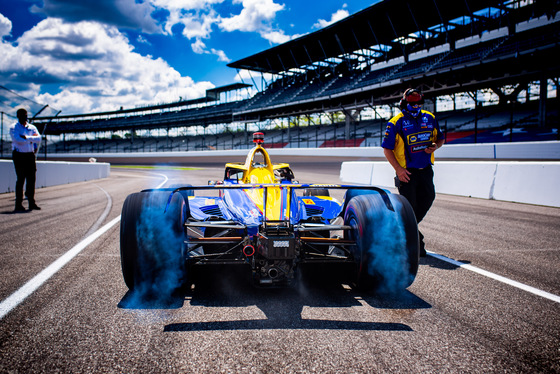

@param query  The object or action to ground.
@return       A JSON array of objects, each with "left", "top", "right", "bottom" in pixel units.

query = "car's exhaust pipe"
[{"left": 268, "top": 267, "right": 279, "bottom": 279}]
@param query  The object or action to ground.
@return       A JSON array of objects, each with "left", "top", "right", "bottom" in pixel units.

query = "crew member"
[
  {"left": 382, "top": 89, "right": 444, "bottom": 256},
  {"left": 10, "top": 108, "right": 42, "bottom": 212}
]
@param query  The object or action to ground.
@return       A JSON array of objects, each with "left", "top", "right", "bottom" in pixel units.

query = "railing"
[{"left": 36, "top": 110, "right": 558, "bottom": 156}]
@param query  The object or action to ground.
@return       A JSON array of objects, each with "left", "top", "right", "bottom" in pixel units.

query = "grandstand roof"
[
  {"left": 206, "top": 83, "right": 251, "bottom": 95},
  {"left": 206, "top": 83, "right": 251, "bottom": 100},
  {"left": 228, "top": 0, "right": 557, "bottom": 75}
]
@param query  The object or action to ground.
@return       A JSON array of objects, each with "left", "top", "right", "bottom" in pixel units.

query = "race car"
[{"left": 120, "top": 132, "right": 419, "bottom": 296}]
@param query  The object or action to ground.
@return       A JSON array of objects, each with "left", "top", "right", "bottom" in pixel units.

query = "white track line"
[
  {"left": 0, "top": 216, "right": 121, "bottom": 320},
  {"left": 0, "top": 174, "right": 168, "bottom": 320},
  {"left": 84, "top": 184, "right": 113, "bottom": 238},
  {"left": 427, "top": 251, "right": 560, "bottom": 304}
]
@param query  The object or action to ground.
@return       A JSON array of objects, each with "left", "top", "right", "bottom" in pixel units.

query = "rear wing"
[{"left": 140, "top": 183, "right": 395, "bottom": 213}]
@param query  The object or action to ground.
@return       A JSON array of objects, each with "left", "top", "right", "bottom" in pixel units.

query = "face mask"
[{"left": 406, "top": 103, "right": 421, "bottom": 117}]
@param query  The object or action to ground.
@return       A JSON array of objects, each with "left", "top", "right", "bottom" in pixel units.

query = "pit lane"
[{"left": 0, "top": 162, "right": 559, "bottom": 372}]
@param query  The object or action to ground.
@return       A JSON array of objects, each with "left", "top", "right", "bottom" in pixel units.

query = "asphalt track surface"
[{"left": 0, "top": 161, "right": 559, "bottom": 373}]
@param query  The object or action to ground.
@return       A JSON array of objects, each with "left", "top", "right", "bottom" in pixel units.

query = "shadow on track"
[
  {"left": 420, "top": 254, "right": 471, "bottom": 270},
  {"left": 1, "top": 210, "right": 32, "bottom": 215},
  {"left": 115, "top": 266, "right": 432, "bottom": 332},
  {"left": 118, "top": 289, "right": 186, "bottom": 309}
]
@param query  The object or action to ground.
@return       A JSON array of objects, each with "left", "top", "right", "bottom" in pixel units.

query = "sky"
[{"left": 0, "top": 0, "right": 375, "bottom": 116}]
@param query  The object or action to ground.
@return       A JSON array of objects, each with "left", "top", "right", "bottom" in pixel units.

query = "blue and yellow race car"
[{"left": 120, "top": 133, "right": 419, "bottom": 296}]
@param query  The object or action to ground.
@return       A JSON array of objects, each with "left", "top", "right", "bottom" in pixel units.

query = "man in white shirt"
[{"left": 9, "top": 108, "right": 42, "bottom": 212}]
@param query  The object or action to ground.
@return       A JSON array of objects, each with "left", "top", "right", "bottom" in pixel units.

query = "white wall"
[
  {"left": 1, "top": 160, "right": 110, "bottom": 193},
  {"left": 340, "top": 161, "right": 560, "bottom": 207},
  {"left": 3, "top": 141, "right": 559, "bottom": 207},
  {"left": 434, "top": 141, "right": 560, "bottom": 160}
]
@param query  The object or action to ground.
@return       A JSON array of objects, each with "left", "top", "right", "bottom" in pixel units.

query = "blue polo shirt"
[{"left": 382, "top": 110, "right": 443, "bottom": 169}]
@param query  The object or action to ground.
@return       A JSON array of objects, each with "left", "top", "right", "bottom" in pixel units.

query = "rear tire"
[
  {"left": 120, "top": 191, "right": 187, "bottom": 296},
  {"left": 343, "top": 193, "right": 419, "bottom": 293}
]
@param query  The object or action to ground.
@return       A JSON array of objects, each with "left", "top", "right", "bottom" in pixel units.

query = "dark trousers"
[
  {"left": 12, "top": 150, "right": 37, "bottom": 207},
  {"left": 398, "top": 166, "right": 436, "bottom": 251}
]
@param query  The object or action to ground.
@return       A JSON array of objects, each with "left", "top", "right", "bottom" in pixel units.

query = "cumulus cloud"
[
  {"left": 37, "top": 0, "right": 290, "bottom": 45},
  {"left": 191, "top": 38, "right": 230, "bottom": 62},
  {"left": 152, "top": 0, "right": 224, "bottom": 13},
  {"left": 137, "top": 35, "right": 151, "bottom": 45},
  {"left": 151, "top": 0, "right": 223, "bottom": 37},
  {"left": 31, "top": 0, "right": 161, "bottom": 34},
  {"left": 152, "top": 0, "right": 289, "bottom": 45},
  {"left": 149, "top": 0, "right": 233, "bottom": 60},
  {"left": 219, "top": 0, "right": 284, "bottom": 33},
  {"left": 313, "top": 8, "right": 349, "bottom": 29},
  {"left": 211, "top": 48, "right": 230, "bottom": 62},
  {"left": 260, "top": 29, "right": 290, "bottom": 44},
  {"left": 191, "top": 37, "right": 207, "bottom": 54},
  {"left": 0, "top": 18, "right": 213, "bottom": 114},
  {"left": 0, "top": 13, "right": 12, "bottom": 38},
  {"left": 175, "top": 10, "right": 219, "bottom": 39},
  {"left": 219, "top": 0, "right": 288, "bottom": 44}
]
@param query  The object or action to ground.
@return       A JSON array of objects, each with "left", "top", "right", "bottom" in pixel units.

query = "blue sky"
[{"left": 0, "top": 0, "right": 375, "bottom": 115}]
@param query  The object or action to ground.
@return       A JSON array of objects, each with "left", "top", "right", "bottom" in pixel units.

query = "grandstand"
[{"left": 2, "top": 0, "right": 559, "bottom": 158}]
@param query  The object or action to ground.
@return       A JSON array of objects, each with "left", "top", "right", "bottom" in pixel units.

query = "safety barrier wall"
[
  {"left": 2, "top": 141, "right": 559, "bottom": 206},
  {"left": 340, "top": 161, "right": 560, "bottom": 208},
  {"left": 435, "top": 141, "right": 560, "bottom": 159},
  {"left": 0, "top": 160, "right": 110, "bottom": 194}
]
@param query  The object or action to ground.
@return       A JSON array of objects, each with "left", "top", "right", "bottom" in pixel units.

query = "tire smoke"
[
  {"left": 128, "top": 194, "right": 185, "bottom": 306},
  {"left": 365, "top": 198, "right": 413, "bottom": 294}
]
